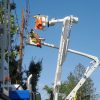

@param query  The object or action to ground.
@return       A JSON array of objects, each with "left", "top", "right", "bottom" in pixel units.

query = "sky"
[{"left": 14, "top": 0, "right": 100, "bottom": 99}]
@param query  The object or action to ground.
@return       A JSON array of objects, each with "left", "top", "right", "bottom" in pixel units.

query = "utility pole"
[{"left": 18, "top": 9, "right": 25, "bottom": 73}]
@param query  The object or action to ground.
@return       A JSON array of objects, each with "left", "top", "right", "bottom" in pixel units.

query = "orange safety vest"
[{"left": 35, "top": 17, "right": 43, "bottom": 30}]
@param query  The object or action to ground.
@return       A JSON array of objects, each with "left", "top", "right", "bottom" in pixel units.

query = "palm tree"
[{"left": 28, "top": 59, "right": 42, "bottom": 92}]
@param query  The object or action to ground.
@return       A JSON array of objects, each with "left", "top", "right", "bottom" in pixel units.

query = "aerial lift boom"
[
  {"left": 65, "top": 49, "right": 100, "bottom": 100},
  {"left": 27, "top": 14, "right": 100, "bottom": 100},
  {"left": 41, "top": 42, "right": 100, "bottom": 100},
  {"left": 28, "top": 15, "right": 78, "bottom": 100},
  {"left": 28, "top": 40, "right": 100, "bottom": 100},
  {"left": 39, "top": 41, "right": 99, "bottom": 100},
  {"left": 51, "top": 16, "right": 78, "bottom": 100}
]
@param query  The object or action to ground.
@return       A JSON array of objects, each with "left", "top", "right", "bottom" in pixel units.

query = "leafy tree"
[
  {"left": 43, "top": 85, "right": 53, "bottom": 95},
  {"left": 43, "top": 85, "right": 53, "bottom": 100},
  {"left": 74, "top": 64, "right": 97, "bottom": 100},
  {"left": 29, "top": 59, "right": 42, "bottom": 92},
  {"left": 43, "top": 73, "right": 76, "bottom": 100},
  {"left": 60, "top": 73, "right": 76, "bottom": 95},
  {"left": 44, "top": 64, "right": 97, "bottom": 100},
  {"left": 0, "top": 1, "right": 19, "bottom": 84},
  {"left": 22, "top": 59, "right": 42, "bottom": 92}
]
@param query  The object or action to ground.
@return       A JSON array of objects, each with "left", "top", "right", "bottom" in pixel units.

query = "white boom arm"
[
  {"left": 65, "top": 49, "right": 100, "bottom": 100},
  {"left": 41, "top": 42, "right": 100, "bottom": 100},
  {"left": 49, "top": 16, "right": 78, "bottom": 100},
  {"left": 27, "top": 15, "right": 78, "bottom": 100}
]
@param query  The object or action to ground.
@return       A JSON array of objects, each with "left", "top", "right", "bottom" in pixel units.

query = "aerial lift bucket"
[{"left": 34, "top": 15, "right": 48, "bottom": 30}]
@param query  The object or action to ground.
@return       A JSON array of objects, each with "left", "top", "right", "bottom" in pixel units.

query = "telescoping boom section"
[
  {"left": 52, "top": 16, "right": 78, "bottom": 100},
  {"left": 65, "top": 49, "right": 100, "bottom": 100}
]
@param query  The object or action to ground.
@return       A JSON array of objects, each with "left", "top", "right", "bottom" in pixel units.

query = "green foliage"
[
  {"left": 60, "top": 73, "right": 76, "bottom": 96},
  {"left": 43, "top": 85, "right": 53, "bottom": 94},
  {"left": 10, "top": 15, "right": 18, "bottom": 35},
  {"left": 44, "top": 64, "right": 97, "bottom": 100},
  {"left": 10, "top": 3, "right": 16, "bottom": 10},
  {"left": 0, "top": 7, "right": 4, "bottom": 24},
  {"left": 0, "top": 3, "right": 18, "bottom": 34},
  {"left": 43, "top": 85, "right": 53, "bottom": 100},
  {"left": 28, "top": 59, "right": 42, "bottom": 92},
  {"left": 0, "top": 2, "right": 20, "bottom": 84},
  {"left": 74, "top": 64, "right": 97, "bottom": 100},
  {"left": 9, "top": 59, "right": 18, "bottom": 83}
]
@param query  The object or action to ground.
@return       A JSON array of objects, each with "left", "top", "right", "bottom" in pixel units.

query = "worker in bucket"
[{"left": 30, "top": 29, "right": 41, "bottom": 47}]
